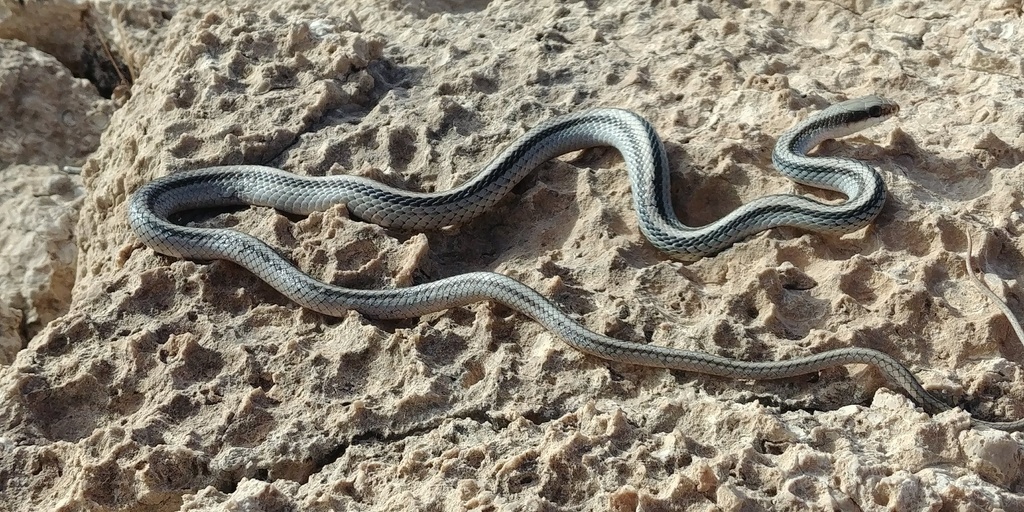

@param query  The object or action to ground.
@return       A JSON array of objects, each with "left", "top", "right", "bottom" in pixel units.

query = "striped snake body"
[{"left": 128, "top": 96, "right": 1023, "bottom": 430}]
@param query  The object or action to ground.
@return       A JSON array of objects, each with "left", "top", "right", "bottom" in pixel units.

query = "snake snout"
[{"left": 860, "top": 95, "right": 900, "bottom": 120}]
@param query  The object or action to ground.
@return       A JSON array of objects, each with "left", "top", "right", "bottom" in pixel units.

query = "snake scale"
[{"left": 128, "top": 96, "right": 1023, "bottom": 430}]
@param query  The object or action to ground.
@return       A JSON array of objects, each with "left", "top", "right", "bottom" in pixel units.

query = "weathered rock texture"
[
  {"left": 0, "top": 38, "right": 110, "bottom": 364},
  {"left": 1, "top": 0, "right": 1022, "bottom": 510}
]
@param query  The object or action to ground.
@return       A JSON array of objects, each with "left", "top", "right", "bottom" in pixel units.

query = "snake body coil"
[{"left": 128, "top": 96, "right": 1024, "bottom": 430}]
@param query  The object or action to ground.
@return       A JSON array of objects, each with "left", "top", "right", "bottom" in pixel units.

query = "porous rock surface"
[
  {"left": 0, "top": 38, "right": 109, "bottom": 364},
  {"left": 1, "top": 0, "right": 1023, "bottom": 510}
]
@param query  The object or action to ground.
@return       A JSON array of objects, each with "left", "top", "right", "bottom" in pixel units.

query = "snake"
[{"left": 127, "top": 96, "right": 1023, "bottom": 430}]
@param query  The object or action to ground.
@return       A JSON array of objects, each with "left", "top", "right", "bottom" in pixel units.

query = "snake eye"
[{"left": 868, "top": 105, "right": 883, "bottom": 117}]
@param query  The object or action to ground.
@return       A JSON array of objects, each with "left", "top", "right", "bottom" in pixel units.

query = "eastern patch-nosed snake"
[{"left": 127, "top": 96, "right": 1024, "bottom": 430}]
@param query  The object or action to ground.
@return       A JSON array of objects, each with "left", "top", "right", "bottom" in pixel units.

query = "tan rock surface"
[
  {"left": 1, "top": 0, "right": 1023, "bottom": 510},
  {"left": 0, "top": 38, "right": 110, "bottom": 363}
]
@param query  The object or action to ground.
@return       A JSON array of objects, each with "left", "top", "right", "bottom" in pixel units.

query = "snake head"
[
  {"left": 855, "top": 95, "right": 900, "bottom": 120},
  {"left": 813, "top": 95, "right": 900, "bottom": 140}
]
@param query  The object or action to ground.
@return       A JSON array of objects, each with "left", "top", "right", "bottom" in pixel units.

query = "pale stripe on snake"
[{"left": 127, "top": 96, "right": 1023, "bottom": 430}]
